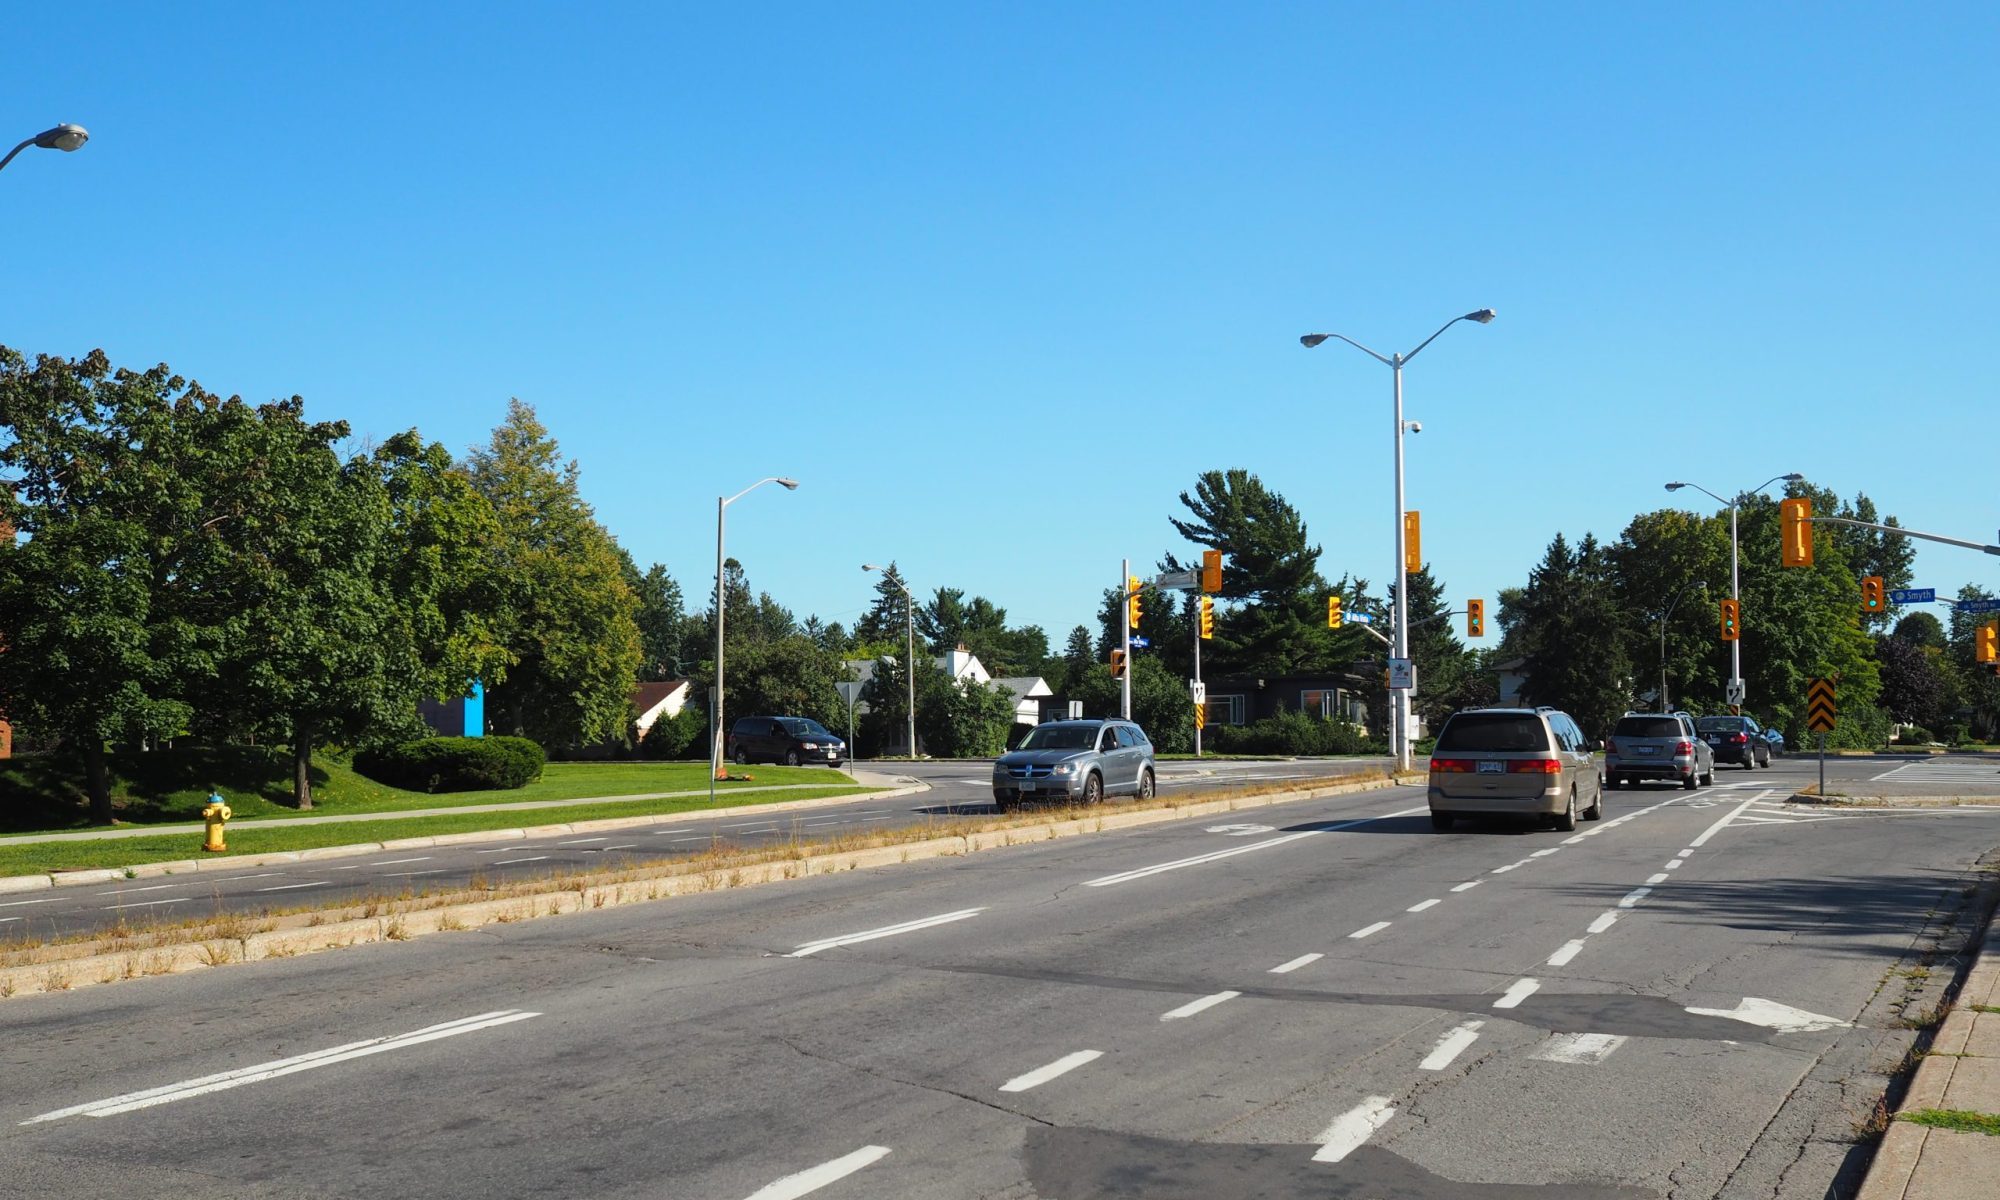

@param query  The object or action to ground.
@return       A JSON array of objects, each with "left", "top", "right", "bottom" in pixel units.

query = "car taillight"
[
  {"left": 1729, "top": 734, "right": 1748, "bottom": 744},
  {"left": 1676, "top": 741, "right": 1692, "bottom": 754},
  {"left": 1604, "top": 738, "right": 1618, "bottom": 755},
  {"left": 1509, "top": 759, "right": 1563, "bottom": 774},
  {"left": 1430, "top": 757, "right": 1476, "bottom": 773}
]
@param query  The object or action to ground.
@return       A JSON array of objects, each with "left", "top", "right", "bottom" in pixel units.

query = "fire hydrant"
[{"left": 201, "top": 791, "right": 232, "bottom": 853}]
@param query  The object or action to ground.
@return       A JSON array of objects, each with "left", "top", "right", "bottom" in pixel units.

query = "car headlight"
[
  {"left": 1052, "top": 763, "right": 1073, "bottom": 776},
  {"left": 802, "top": 742, "right": 818, "bottom": 750}
]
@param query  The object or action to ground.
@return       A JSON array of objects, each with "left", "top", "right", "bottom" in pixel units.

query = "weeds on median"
[{"left": 1899, "top": 1108, "right": 2000, "bottom": 1137}]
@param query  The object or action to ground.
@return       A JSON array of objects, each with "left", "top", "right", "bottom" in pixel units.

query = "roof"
[
  {"left": 629, "top": 680, "right": 689, "bottom": 712},
  {"left": 992, "top": 676, "right": 1053, "bottom": 699}
]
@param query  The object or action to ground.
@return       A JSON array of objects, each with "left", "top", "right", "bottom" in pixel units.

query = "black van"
[{"left": 728, "top": 716, "right": 847, "bottom": 767}]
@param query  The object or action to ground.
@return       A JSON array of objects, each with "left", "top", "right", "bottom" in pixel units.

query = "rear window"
[
  {"left": 1696, "top": 717, "right": 1747, "bottom": 732},
  {"left": 1614, "top": 717, "right": 1684, "bottom": 738},
  {"left": 1436, "top": 713, "right": 1551, "bottom": 753}
]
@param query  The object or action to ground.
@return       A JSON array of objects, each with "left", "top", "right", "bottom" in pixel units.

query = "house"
[
  {"left": 840, "top": 648, "right": 1055, "bottom": 751},
  {"left": 630, "top": 680, "right": 691, "bottom": 741},
  {"left": 1492, "top": 657, "right": 1531, "bottom": 707},
  {"left": 1199, "top": 670, "right": 1377, "bottom": 735},
  {"left": 991, "top": 676, "right": 1055, "bottom": 728}
]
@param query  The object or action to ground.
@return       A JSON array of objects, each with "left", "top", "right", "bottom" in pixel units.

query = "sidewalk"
[{"left": 1861, "top": 902, "right": 2000, "bottom": 1197}]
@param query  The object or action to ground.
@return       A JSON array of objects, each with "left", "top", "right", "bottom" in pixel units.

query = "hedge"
[{"left": 354, "top": 736, "right": 546, "bottom": 793}]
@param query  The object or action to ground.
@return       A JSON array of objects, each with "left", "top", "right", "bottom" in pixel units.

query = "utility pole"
[{"left": 1120, "top": 558, "right": 1132, "bottom": 720}]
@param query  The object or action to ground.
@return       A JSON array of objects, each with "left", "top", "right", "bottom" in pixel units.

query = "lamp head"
[
  {"left": 1299, "top": 333, "right": 1330, "bottom": 349},
  {"left": 862, "top": 563, "right": 882, "bottom": 573},
  {"left": 1465, "top": 308, "right": 1497, "bottom": 324},
  {"left": 34, "top": 124, "right": 88, "bottom": 152},
  {"left": 776, "top": 477, "right": 799, "bottom": 490},
  {"left": 1664, "top": 482, "right": 1686, "bottom": 492},
  {"left": 1781, "top": 472, "right": 1804, "bottom": 482}
]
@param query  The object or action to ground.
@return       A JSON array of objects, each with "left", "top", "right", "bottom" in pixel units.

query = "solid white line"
[
  {"left": 1451, "top": 881, "right": 1482, "bottom": 892},
  {"left": 1546, "top": 939, "right": 1586, "bottom": 966},
  {"left": 1349, "top": 921, "right": 1392, "bottom": 939},
  {"left": 1406, "top": 899, "right": 1441, "bottom": 913},
  {"left": 1646, "top": 873, "right": 1670, "bottom": 884},
  {"left": 787, "top": 909, "right": 985, "bottom": 957},
  {"left": 1270, "top": 953, "right": 1324, "bottom": 974},
  {"left": 799, "top": 818, "right": 846, "bottom": 826},
  {"left": 24, "top": 1011, "right": 540, "bottom": 1124},
  {"left": 1161, "top": 990, "right": 1240, "bottom": 1021},
  {"left": 1081, "top": 806, "right": 1430, "bottom": 887},
  {"left": 99, "top": 898, "right": 191, "bottom": 910},
  {"left": 998, "top": 1050, "right": 1103, "bottom": 1093},
  {"left": 1312, "top": 1096, "right": 1396, "bottom": 1162},
  {"left": 1531, "top": 1032, "right": 1628, "bottom": 1065},
  {"left": 372, "top": 857, "right": 432, "bottom": 866},
  {"left": 1494, "top": 978, "right": 1540, "bottom": 1009},
  {"left": 742, "top": 1146, "right": 891, "bottom": 1200},
  {"left": 1618, "top": 887, "right": 1653, "bottom": 908},
  {"left": 93, "top": 884, "right": 180, "bottom": 896},
  {"left": 491, "top": 857, "right": 549, "bottom": 866},
  {"left": 1688, "top": 791, "right": 1770, "bottom": 848},
  {"left": 1587, "top": 911, "right": 1620, "bottom": 934},
  {"left": 1419, "top": 1020, "right": 1485, "bottom": 1071}
]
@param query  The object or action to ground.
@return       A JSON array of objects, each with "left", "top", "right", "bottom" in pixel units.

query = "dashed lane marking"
[
  {"left": 92, "top": 884, "right": 180, "bottom": 896},
  {"left": 1546, "top": 940, "right": 1586, "bottom": 966},
  {"left": 100, "top": 898, "right": 191, "bottom": 910},
  {"left": 1407, "top": 899, "right": 1441, "bottom": 913},
  {"left": 256, "top": 882, "right": 328, "bottom": 892},
  {"left": 741, "top": 1146, "right": 892, "bottom": 1200},
  {"left": 786, "top": 909, "right": 986, "bottom": 958},
  {"left": 1081, "top": 806, "right": 1429, "bottom": 888},
  {"left": 1349, "top": 921, "right": 1391, "bottom": 939},
  {"left": 998, "top": 1050, "right": 1103, "bottom": 1093},
  {"left": 1160, "top": 991, "right": 1241, "bottom": 1021},
  {"left": 1419, "top": 1021, "right": 1485, "bottom": 1071},
  {"left": 1494, "top": 978, "right": 1541, "bottom": 1009},
  {"left": 1270, "top": 953, "right": 1323, "bottom": 974},
  {"left": 1312, "top": 1096, "right": 1396, "bottom": 1162},
  {"left": 490, "top": 857, "right": 550, "bottom": 866}
]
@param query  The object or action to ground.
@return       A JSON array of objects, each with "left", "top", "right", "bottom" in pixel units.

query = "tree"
[
  {"left": 623, "top": 555, "right": 691, "bottom": 680},
  {"left": 1393, "top": 567, "right": 1480, "bottom": 732},
  {"left": 1877, "top": 637, "right": 1955, "bottom": 731},
  {"left": 1609, "top": 508, "right": 1730, "bottom": 710},
  {"left": 1514, "top": 533, "right": 1633, "bottom": 739},
  {"left": 1892, "top": 612, "right": 1947, "bottom": 650},
  {"left": 464, "top": 400, "right": 642, "bottom": 748},
  {"left": 1064, "top": 653, "right": 1195, "bottom": 753},
  {"left": 855, "top": 563, "right": 913, "bottom": 645},
  {"left": 925, "top": 676, "right": 1017, "bottom": 757},
  {"left": 720, "top": 636, "right": 849, "bottom": 731}
]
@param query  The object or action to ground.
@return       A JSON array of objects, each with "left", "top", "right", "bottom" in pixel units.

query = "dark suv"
[
  {"left": 728, "top": 716, "right": 847, "bottom": 767},
  {"left": 1695, "top": 715, "right": 1770, "bottom": 769}
]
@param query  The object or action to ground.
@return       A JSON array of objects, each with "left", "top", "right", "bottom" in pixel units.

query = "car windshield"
[
  {"left": 1696, "top": 717, "right": 1747, "bottom": 732},
  {"left": 1019, "top": 724, "right": 1098, "bottom": 750},
  {"left": 782, "top": 719, "right": 832, "bottom": 738},
  {"left": 1435, "top": 714, "right": 1550, "bottom": 753},
  {"left": 1614, "top": 716, "right": 1683, "bottom": 738}
]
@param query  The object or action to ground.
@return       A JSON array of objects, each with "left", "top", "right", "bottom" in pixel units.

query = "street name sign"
[
  {"left": 1889, "top": 588, "right": 1935, "bottom": 605},
  {"left": 1129, "top": 635, "right": 1151, "bottom": 648},
  {"left": 1956, "top": 598, "right": 2000, "bottom": 614},
  {"left": 1154, "top": 569, "right": 1198, "bottom": 591}
]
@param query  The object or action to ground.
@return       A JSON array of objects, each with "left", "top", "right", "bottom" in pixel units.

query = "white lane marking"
[
  {"left": 1562, "top": 834, "right": 1588, "bottom": 844},
  {"left": 1311, "top": 1096, "right": 1396, "bottom": 1162},
  {"left": 723, "top": 820, "right": 779, "bottom": 829},
  {"left": 93, "top": 884, "right": 180, "bottom": 896},
  {"left": 0, "top": 898, "right": 54, "bottom": 908},
  {"left": 383, "top": 869, "right": 446, "bottom": 877},
  {"left": 1618, "top": 887, "right": 1653, "bottom": 908},
  {"left": 1406, "top": 899, "right": 1441, "bottom": 913},
  {"left": 1529, "top": 848, "right": 1562, "bottom": 858},
  {"left": 330, "top": 865, "right": 364, "bottom": 871},
  {"left": 1688, "top": 791, "right": 1770, "bottom": 848},
  {"left": 741, "top": 1144, "right": 893, "bottom": 1200},
  {"left": 1161, "top": 991, "right": 1241, "bottom": 1021},
  {"left": 786, "top": 908, "right": 985, "bottom": 957},
  {"left": 1349, "top": 921, "right": 1391, "bottom": 939},
  {"left": 599, "top": 843, "right": 638, "bottom": 851},
  {"left": 556, "top": 837, "right": 606, "bottom": 845},
  {"left": 99, "top": 898, "right": 191, "bottom": 910},
  {"left": 668, "top": 836, "right": 713, "bottom": 843},
  {"left": 1531, "top": 1032, "right": 1628, "bottom": 1065},
  {"left": 1494, "top": 978, "right": 1540, "bottom": 1009},
  {"left": 0, "top": 916, "right": 17, "bottom": 924},
  {"left": 257, "top": 882, "right": 329, "bottom": 892},
  {"left": 1587, "top": 911, "right": 1620, "bottom": 934},
  {"left": 1270, "top": 953, "right": 1324, "bottom": 974},
  {"left": 1546, "top": 939, "right": 1586, "bottom": 966},
  {"left": 1685, "top": 996, "right": 1851, "bottom": 1033},
  {"left": 1419, "top": 1020, "right": 1485, "bottom": 1071},
  {"left": 1451, "top": 881, "right": 1481, "bottom": 892},
  {"left": 372, "top": 857, "right": 432, "bottom": 866},
  {"left": 998, "top": 1050, "right": 1103, "bottom": 1093},
  {"left": 1666, "top": 858, "right": 1685, "bottom": 869},
  {"left": 491, "top": 857, "right": 550, "bottom": 866},
  {"left": 1683, "top": 847, "right": 1699, "bottom": 855},
  {"left": 24, "top": 1010, "right": 540, "bottom": 1123},
  {"left": 1206, "top": 823, "right": 1277, "bottom": 837},
  {"left": 1646, "top": 873, "right": 1670, "bottom": 884},
  {"left": 209, "top": 873, "right": 283, "bottom": 882},
  {"left": 1491, "top": 863, "right": 1522, "bottom": 874},
  {"left": 798, "top": 818, "right": 846, "bottom": 827},
  {"left": 1082, "top": 806, "right": 1429, "bottom": 887},
  {"left": 648, "top": 827, "right": 695, "bottom": 835}
]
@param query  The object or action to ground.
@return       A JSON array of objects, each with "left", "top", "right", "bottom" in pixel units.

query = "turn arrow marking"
[{"left": 1683, "top": 996, "right": 1851, "bottom": 1033}]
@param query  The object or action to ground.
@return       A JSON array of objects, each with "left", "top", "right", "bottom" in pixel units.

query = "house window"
[
  {"left": 1302, "top": 688, "right": 1363, "bottom": 724},
  {"left": 1207, "top": 694, "right": 1247, "bottom": 726}
]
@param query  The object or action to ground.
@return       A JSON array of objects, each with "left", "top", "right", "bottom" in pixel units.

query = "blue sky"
[{"left": 8, "top": 3, "right": 1997, "bottom": 646}]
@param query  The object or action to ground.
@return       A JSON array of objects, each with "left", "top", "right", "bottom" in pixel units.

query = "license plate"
[
  {"left": 1706, "top": 735, "right": 1721, "bottom": 743},
  {"left": 1020, "top": 782, "right": 1036, "bottom": 792},
  {"left": 1476, "top": 761, "right": 1504, "bottom": 775},
  {"left": 1635, "top": 746, "right": 1657, "bottom": 755}
]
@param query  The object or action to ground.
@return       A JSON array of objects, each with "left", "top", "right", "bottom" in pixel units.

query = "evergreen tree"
[{"left": 1516, "top": 533, "right": 1633, "bottom": 739}]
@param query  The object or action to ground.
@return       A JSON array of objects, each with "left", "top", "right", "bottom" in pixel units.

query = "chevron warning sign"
[{"left": 1806, "top": 678, "right": 1838, "bottom": 733}]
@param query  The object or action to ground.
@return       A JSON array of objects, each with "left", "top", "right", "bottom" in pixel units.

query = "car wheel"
[
  {"left": 1429, "top": 811, "right": 1454, "bottom": 832},
  {"left": 1082, "top": 773, "right": 1103, "bottom": 806},
  {"left": 1554, "top": 789, "right": 1578, "bottom": 832},
  {"left": 784, "top": 749, "right": 801, "bottom": 767},
  {"left": 1703, "top": 767, "right": 1715, "bottom": 785},
  {"left": 1682, "top": 769, "right": 1698, "bottom": 791},
  {"left": 1586, "top": 788, "right": 1603, "bottom": 820},
  {"left": 732, "top": 746, "right": 749, "bottom": 765},
  {"left": 1742, "top": 757, "right": 1755, "bottom": 770},
  {"left": 1136, "top": 768, "right": 1155, "bottom": 800}
]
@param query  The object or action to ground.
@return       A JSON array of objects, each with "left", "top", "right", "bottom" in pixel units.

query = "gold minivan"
[{"left": 1427, "top": 706, "right": 1603, "bottom": 832}]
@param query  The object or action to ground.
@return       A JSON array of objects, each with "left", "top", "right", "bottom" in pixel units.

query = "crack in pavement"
[{"left": 770, "top": 1034, "right": 1055, "bottom": 1127}]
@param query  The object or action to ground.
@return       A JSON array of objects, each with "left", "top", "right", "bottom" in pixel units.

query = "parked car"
[
  {"left": 991, "top": 719, "right": 1155, "bottom": 812},
  {"left": 1426, "top": 706, "right": 1603, "bottom": 832},
  {"left": 727, "top": 716, "right": 847, "bottom": 766},
  {"left": 1695, "top": 715, "right": 1771, "bottom": 769},
  {"left": 1605, "top": 711, "right": 1714, "bottom": 791}
]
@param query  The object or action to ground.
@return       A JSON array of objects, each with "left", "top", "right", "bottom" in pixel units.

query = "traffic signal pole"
[
  {"left": 1120, "top": 557, "right": 1132, "bottom": 720},
  {"left": 1192, "top": 605, "right": 1202, "bottom": 758}
]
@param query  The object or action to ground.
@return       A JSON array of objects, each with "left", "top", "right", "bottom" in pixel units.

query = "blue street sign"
[
  {"left": 1956, "top": 598, "right": 2000, "bottom": 614},
  {"left": 1129, "top": 635, "right": 1151, "bottom": 648},
  {"left": 1889, "top": 588, "right": 1936, "bottom": 605}
]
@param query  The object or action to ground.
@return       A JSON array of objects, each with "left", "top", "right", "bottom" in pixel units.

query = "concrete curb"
[
  {"left": 1857, "top": 889, "right": 2000, "bottom": 1199},
  {"left": 0, "top": 772, "right": 1418, "bottom": 1002},
  {"left": 1791, "top": 794, "right": 2000, "bottom": 808}
]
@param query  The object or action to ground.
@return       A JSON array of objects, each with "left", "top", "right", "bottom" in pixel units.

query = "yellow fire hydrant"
[{"left": 201, "top": 791, "right": 232, "bottom": 853}]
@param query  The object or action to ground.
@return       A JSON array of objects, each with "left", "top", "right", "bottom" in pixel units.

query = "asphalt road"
[
  {"left": 5, "top": 757, "right": 1999, "bottom": 1199},
  {"left": 3, "top": 757, "right": 1391, "bottom": 943}
]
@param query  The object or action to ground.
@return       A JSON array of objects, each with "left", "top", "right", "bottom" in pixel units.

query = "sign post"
[{"left": 1806, "top": 677, "right": 1838, "bottom": 798}]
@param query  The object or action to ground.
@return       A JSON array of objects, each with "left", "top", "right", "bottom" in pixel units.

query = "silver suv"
[
  {"left": 1605, "top": 711, "right": 1713, "bottom": 791},
  {"left": 1427, "top": 706, "right": 1603, "bottom": 832},
  {"left": 991, "top": 719, "right": 1156, "bottom": 812}
]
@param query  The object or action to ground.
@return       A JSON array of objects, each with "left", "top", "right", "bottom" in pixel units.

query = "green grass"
[
  {"left": 0, "top": 782, "right": 873, "bottom": 876},
  {"left": 1898, "top": 1108, "right": 2000, "bottom": 1137}
]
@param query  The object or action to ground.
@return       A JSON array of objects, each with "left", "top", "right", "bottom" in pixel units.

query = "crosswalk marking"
[{"left": 1870, "top": 758, "right": 2000, "bottom": 784}]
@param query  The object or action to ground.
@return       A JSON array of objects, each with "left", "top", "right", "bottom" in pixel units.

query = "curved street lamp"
[
  {"left": 710, "top": 477, "right": 799, "bottom": 799},
  {"left": 1301, "top": 309, "right": 1496, "bottom": 771},
  {"left": 0, "top": 124, "right": 90, "bottom": 175},
  {"left": 1662, "top": 472, "right": 1804, "bottom": 711},
  {"left": 863, "top": 564, "right": 919, "bottom": 760}
]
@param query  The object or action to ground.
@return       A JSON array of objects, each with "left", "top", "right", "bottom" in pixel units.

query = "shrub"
[
  {"left": 639, "top": 707, "right": 707, "bottom": 760},
  {"left": 1898, "top": 724, "right": 1936, "bottom": 746},
  {"left": 1208, "top": 709, "right": 1375, "bottom": 756},
  {"left": 1941, "top": 722, "right": 1973, "bottom": 747},
  {"left": 354, "top": 736, "right": 544, "bottom": 793}
]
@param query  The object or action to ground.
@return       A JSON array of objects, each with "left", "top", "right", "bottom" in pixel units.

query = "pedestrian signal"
[
  {"left": 1861, "top": 576, "right": 1886, "bottom": 614},
  {"left": 1110, "top": 649, "right": 1127, "bottom": 678},
  {"left": 1201, "top": 549, "right": 1223, "bottom": 594},
  {"left": 1780, "top": 497, "right": 1813, "bottom": 567},
  {"left": 1978, "top": 623, "right": 1999, "bottom": 664},
  {"left": 1720, "top": 598, "right": 1740, "bottom": 642},
  {"left": 1199, "top": 596, "right": 1214, "bottom": 640},
  {"left": 1467, "top": 598, "right": 1485, "bottom": 638},
  {"left": 1327, "top": 595, "right": 1344, "bottom": 629}
]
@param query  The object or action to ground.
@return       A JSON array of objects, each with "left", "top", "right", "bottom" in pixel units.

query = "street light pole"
[
  {"left": 0, "top": 124, "right": 89, "bottom": 176},
  {"left": 862, "top": 564, "right": 919, "bottom": 758},
  {"left": 1302, "top": 309, "right": 1496, "bottom": 772},
  {"left": 1663, "top": 473, "right": 1802, "bottom": 713},
  {"left": 710, "top": 477, "right": 799, "bottom": 804}
]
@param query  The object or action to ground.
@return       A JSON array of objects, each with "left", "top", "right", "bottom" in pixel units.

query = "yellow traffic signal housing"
[
  {"left": 1201, "top": 549, "right": 1223, "bottom": 594},
  {"left": 1109, "top": 648, "right": 1127, "bottom": 678},
  {"left": 1199, "top": 596, "right": 1215, "bottom": 640},
  {"left": 1127, "top": 576, "right": 1142, "bottom": 630},
  {"left": 1720, "top": 597, "right": 1740, "bottom": 642},
  {"left": 1467, "top": 598, "right": 1485, "bottom": 638},
  {"left": 1403, "top": 511, "right": 1422, "bottom": 575},
  {"left": 1861, "top": 575, "right": 1886, "bottom": 614},
  {"left": 1780, "top": 497, "right": 1813, "bottom": 567},
  {"left": 1327, "top": 594, "right": 1344, "bottom": 629},
  {"left": 1978, "top": 623, "right": 1999, "bottom": 664}
]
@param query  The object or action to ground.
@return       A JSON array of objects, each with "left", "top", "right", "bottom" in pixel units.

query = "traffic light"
[
  {"left": 1201, "top": 549, "right": 1223, "bottom": 594},
  {"left": 1327, "top": 594, "right": 1344, "bottom": 628},
  {"left": 1127, "top": 576, "right": 1142, "bottom": 630},
  {"left": 1720, "top": 598, "right": 1740, "bottom": 642},
  {"left": 1780, "top": 497, "right": 1814, "bottom": 568},
  {"left": 1978, "top": 623, "right": 1998, "bottom": 665},
  {"left": 1199, "top": 596, "right": 1214, "bottom": 640},
  {"left": 1467, "top": 598, "right": 1485, "bottom": 638},
  {"left": 1403, "top": 511, "right": 1422, "bottom": 575},
  {"left": 1861, "top": 575, "right": 1886, "bottom": 615},
  {"left": 1109, "top": 648, "right": 1127, "bottom": 678}
]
